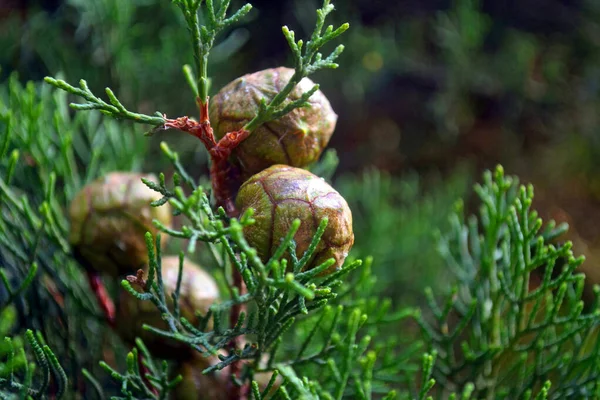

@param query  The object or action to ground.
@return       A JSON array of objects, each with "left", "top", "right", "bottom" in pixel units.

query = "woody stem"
[
  {"left": 198, "top": 98, "right": 247, "bottom": 399},
  {"left": 164, "top": 100, "right": 251, "bottom": 398}
]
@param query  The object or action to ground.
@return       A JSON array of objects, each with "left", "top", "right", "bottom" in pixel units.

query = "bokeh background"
[{"left": 3, "top": 0, "right": 600, "bottom": 305}]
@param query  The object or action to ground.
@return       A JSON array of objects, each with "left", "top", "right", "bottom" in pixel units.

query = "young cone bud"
[
  {"left": 116, "top": 256, "right": 219, "bottom": 360},
  {"left": 69, "top": 172, "right": 172, "bottom": 277},
  {"left": 210, "top": 67, "right": 337, "bottom": 177},
  {"left": 236, "top": 165, "right": 354, "bottom": 273}
]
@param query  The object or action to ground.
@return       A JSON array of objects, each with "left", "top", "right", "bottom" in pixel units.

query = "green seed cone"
[
  {"left": 116, "top": 256, "right": 219, "bottom": 361},
  {"left": 236, "top": 165, "right": 354, "bottom": 273},
  {"left": 210, "top": 67, "right": 337, "bottom": 177},
  {"left": 69, "top": 172, "right": 172, "bottom": 277}
]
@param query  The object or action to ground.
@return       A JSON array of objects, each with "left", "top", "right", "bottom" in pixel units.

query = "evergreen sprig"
[
  {"left": 243, "top": 0, "right": 349, "bottom": 132},
  {"left": 107, "top": 142, "right": 404, "bottom": 398},
  {"left": 174, "top": 0, "right": 253, "bottom": 102},
  {"left": 0, "top": 74, "right": 148, "bottom": 397},
  {"left": 121, "top": 144, "right": 362, "bottom": 368},
  {"left": 42, "top": 77, "right": 165, "bottom": 126},
  {"left": 9, "top": 0, "right": 600, "bottom": 398},
  {"left": 247, "top": 306, "right": 400, "bottom": 400},
  {"left": 94, "top": 339, "right": 180, "bottom": 400},
  {"left": 279, "top": 256, "right": 420, "bottom": 399},
  {"left": 41, "top": 0, "right": 254, "bottom": 126},
  {"left": 0, "top": 330, "right": 67, "bottom": 399},
  {"left": 8, "top": 65, "right": 600, "bottom": 398},
  {"left": 43, "top": 0, "right": 348, "bottom": 143},
  {"left": 417, "top": 165, "right": 600, "bottom": 399},
  {"left": 43, "top": 0, "right": 253, "bottom": 122}
]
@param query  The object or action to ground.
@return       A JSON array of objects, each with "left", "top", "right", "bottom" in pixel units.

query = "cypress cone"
[
  {"left": 209, "top": 67, "right": 337, "bottom": 177},
  {"left": 69, "top": 172, "right": 172, "bottom": 277},
  {"left": 235, "top": 165, "right": 354, "bottom": 273},
  {"left": 116, "top": 256, "right": 219, "bottom": 361}
]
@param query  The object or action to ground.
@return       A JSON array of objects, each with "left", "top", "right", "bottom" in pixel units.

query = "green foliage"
[
  {"left": 0, "top": 329, "right": 67, "bottom": 400},
  {"left": 1, "top": 73, "right": 147, "bottom": 198},
  {"left": 6, "top": 0, "right": 401, "bottom": 397},
  {"left": 5, "top": 0, "right": 600, "bottom": 399},
  {"left": 417, "top": 166, "right": 600, "bottom": 399},
  {"left": 43, "top": 0, "right": 348, "bottom": 140},
  {"left": 279, "top": 257, "right": 419, "bottom": 399},
  {"left": 0, "top": 308, "right": 24, "bottom": 380},
  {"left": 0, "top": 73, "right": 147, "bottom": 397},
  {"left": 92, "top": 339, "right": 180, "bottom": 400},
  {"left": 174, "top": 0, "right": 253, "bottom": 102},
  {"left": 111, "top": 142, "right": 399, "bottom": 397},
  {"left": 243, "top": 0, "right": 348, "bottom": 132}
]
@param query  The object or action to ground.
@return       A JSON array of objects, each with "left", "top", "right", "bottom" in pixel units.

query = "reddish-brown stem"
[
  {"left": 86, "top": 270, "right": 116, "bottom": 328},
  {"left": 165, "top": 98, "right": 251, "bottom": 399},
  {"left": 210, "top": 159, "right": 238, "bottom": 215},
  {"left": 197, "top": 97, "right": 210, "bottom": 124},
  {"left": 163, "top": 116, "right": 216, "bottom": 150},
  {"left": 163, "top": 104, "right": 249, "bottom": 215}
]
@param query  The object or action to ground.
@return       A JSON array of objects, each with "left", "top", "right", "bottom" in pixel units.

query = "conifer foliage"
[{"left": 2, "top": 1, "right": 600, "bottom": 399}]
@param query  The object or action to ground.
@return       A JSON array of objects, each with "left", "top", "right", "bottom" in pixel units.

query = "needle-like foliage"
[
  {"left": 0, "top": 328, "right": 68, "bottom": 399},
  {"left": 43, "top": 0, "right": 348, "bottom": 138},
  {"left": 92, "top": 338, "right": 181, "bottom": 400},
  {"left": 0, "top": 74, "right": 148, "bottom": 398},
  {"left": 110, "top": 143, "right": 398, "bottom": 398},
  {"left": 4, "top": 0, "right": 600, "bottom": 399},
  {"left": 416, "top": 166, "right": 600, "bottom": 399}
]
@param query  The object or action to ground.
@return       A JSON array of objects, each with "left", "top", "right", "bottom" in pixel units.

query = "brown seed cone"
[
  {"left": 115, "top": 256, "right": 219, "bottom": 361},
  {"left": 69, "top": 172, "right": 172, "bottom": 277},
  {"left": 169, "top": 353, "right": 227, "bottom": 400},
  {"left": 235, "top": 165, "right": 354, "bottom": 273},
  {"left": 209, "top": 67, "right": 337, "bottom": 177}
]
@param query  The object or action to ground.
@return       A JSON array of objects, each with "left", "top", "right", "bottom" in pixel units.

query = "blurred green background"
[{"left": 3, "top": 0, "right": 600, "bottom": 305}]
